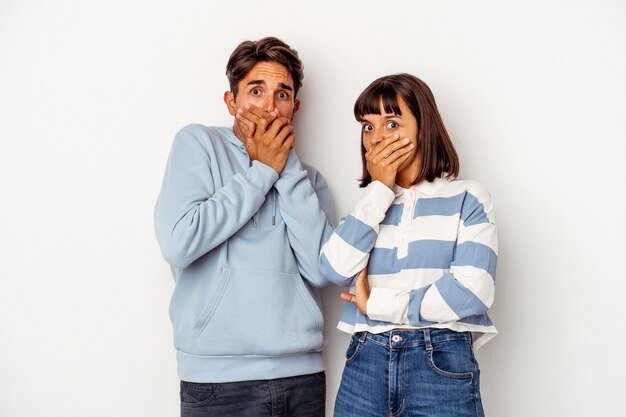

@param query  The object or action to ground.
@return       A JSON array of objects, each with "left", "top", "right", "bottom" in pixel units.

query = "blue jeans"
[
  {"left": 180, "top": 372, "right": 326, "bottom": 417},
  {"left": 334, "top": 329, "right": 484, "bottom": 417}
]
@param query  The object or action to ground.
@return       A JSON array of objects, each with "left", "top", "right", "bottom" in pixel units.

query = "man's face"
[{"left": 224, "top": 61, "right": 300, "bottom": 140}]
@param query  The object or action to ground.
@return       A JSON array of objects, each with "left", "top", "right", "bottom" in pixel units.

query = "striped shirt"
[{"left": 320, "top": 177, "right": 498, "bottom": 349}]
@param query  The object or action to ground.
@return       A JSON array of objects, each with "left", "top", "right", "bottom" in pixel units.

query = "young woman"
[{"left": 320, "top": 74, "right": 497, "bottom": 417}]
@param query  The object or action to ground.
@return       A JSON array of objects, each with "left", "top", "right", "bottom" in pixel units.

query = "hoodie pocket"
[{"left": 192, "top": 268, "right": 324, "bottom": 356}]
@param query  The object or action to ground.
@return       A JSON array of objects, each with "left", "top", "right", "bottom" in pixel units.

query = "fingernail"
[
  {"left": 394, "top": 134, "right": 399, "bottom": 138},
  {"left": 404, "top": 138, "right": 409, "bottom": 143},
  {"left": 244, "top": 104, "right": 250, "bottom": 110}
]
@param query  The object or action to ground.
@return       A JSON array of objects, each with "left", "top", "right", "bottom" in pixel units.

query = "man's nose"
[{"left": 262, "top": 96, "right": 275, "bottom": 112}]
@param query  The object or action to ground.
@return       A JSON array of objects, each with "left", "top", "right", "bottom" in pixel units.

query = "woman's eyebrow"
[{"left": 359, "top": 114, "right": 401, "bottom": 123}]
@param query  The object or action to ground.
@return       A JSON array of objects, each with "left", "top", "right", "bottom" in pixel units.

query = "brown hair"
[
  {"left": 225, "top": 37, "right": 304, "bottom": 97},
  {"left": 354, "top": 73, "right": 460, "bottom": 188}
]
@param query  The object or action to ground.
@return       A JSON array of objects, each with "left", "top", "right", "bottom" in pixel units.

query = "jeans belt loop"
[{"left": 423, "top": 328, "right": 433, "bottom": 352}]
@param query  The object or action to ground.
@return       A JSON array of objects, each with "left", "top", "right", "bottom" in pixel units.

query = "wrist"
[{"left": 372, "top": 176, "right": 395, "bottom": 190}]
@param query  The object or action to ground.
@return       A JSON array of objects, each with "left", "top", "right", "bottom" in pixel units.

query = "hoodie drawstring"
[
  {"left": 272, "top": 189, "right": 276, "bottom": 225},
  {"left": 252, "top": 188, "right": 276, "bottom": 227}
]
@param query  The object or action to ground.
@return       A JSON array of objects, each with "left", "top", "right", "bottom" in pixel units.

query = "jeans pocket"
[
  {"left": 345, "top": 333, "right": 365, "bottom": 365},
  {"left": 180, "top": 381, "right": 221, "bottom": 408},
  {"left": 427, "top": 338, "right": 476, "bottom": 380}
]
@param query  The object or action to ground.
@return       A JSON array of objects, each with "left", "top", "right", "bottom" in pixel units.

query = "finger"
[
  {"left": 356, "top": 267, "right": 368, "bottom": 281},
  {"left": 266, "top": 117, "right": 290, "bottom": 137},
  {"left": 379, "top": 136, "right": 410, "bottom": 157},
  {"left": 388, "top": 137, "right": 411, "bottom": 154},
  {"left": 236, "top": 107, "right": 263, "bottom": 125},
  {"left": 237, "top": 106, "right": 272, "bottom": 133},
  {"left": 369, "top": 132, "right": 397, "bottom": 148},
  {"left": 386, "top": 145, "right": 414, "bottom": 168},
  {"left": 369, "top": 133, "right": 400, "bottom": 157},
  {"left": 340, "top": 292, "right": 356, "bottom": 303},
  {"left": 246, "top": 120, "right": 256, "bottom": 137},
  {"left": 368, "top": 139, "right": 412, "bottom": 166},
  {"left": 247, "top": 103, "right": 273, "bottom": 117},
  {"left": 355, "top": 272, "right": 367, "bottom": 293},
  {"left": 381, "top": 138, "right": 412, "bottom": 160},
  {"left": 273, "top": 123, "right": 294, "bottom": 146},
  {"left": 282, "top": 132, "right": 296, "bottom": 149},
  {"left": 245, "top": 103, "right": 276, "bottom": 120},
  {"left": 235, "top": 113, "right": 253, "bottom": 132},
  {"left": 237, "top": 115, "right": 266, "bottom": 140}
]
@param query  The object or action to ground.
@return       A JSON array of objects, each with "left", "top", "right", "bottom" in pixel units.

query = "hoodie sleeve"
[
  {"left": 154, "top": 126, "right": 278, "bottom": 269},
  {"left": 273, "top": 149, "right": 336, "bottom": 288}
]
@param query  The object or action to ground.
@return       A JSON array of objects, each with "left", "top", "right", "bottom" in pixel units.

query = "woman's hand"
[
  {"left": 340, "top": 267, "right": 370, "bottom": 315},
  {"left": 365, "top": 133, "right": 413, "bottom": 189}
]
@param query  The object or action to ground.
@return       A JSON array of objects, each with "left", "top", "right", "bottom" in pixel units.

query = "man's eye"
[
  {"left": 386, "top": 121, "right": 398, "bottom": 129},
  {"left": 277, "top": 91, "right": 289, "bottom": 99},
  {"left": 251, "top": 88, "right": 261, "bottom": 95}
]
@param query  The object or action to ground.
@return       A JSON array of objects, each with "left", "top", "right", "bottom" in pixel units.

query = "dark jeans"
[{"left": 180, "top": 372, "right": 326, "bottom": 417}]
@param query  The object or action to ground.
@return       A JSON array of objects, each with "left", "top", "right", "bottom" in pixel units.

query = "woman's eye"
[
  {"left": 362, "top": 125, "right": 373, "bottom": 132},
  {"left": 386, "top": 121, "right": 398, "bottom": 129}
]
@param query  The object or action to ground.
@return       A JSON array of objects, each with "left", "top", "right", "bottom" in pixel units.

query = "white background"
[{"left": 1, "top": 1, "right": 625, "bottom": 416}]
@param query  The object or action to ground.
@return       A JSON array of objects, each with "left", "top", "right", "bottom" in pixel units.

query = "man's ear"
[
  {"left": 292, "top": 99, "right": 301, "bottom": 118},
  {"left": 224, "top": 91, "right": 236, "bottom": 116}
]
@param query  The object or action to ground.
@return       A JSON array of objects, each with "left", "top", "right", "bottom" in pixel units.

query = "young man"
[{"left": 154, "top": 37, "right": 335, "bottom": 416}]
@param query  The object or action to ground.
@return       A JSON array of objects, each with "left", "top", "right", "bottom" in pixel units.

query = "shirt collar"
[{"left": 393, "top": 175, "right": 453, "bottom": 197}]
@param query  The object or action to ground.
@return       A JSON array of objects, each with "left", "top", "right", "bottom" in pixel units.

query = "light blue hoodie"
[{"left": 155, "top": 124, "right": 335, "bottom": 383}]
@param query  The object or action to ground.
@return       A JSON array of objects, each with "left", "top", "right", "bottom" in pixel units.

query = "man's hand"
[
  {"left": 236, "top": 104, "right": 296, "bottom": 174},
  {"left": 366, "top": 133, "right": 413, "bottom": 189},
  {"left": 340, "top": 267, "right": 370, "bottom": 315}
]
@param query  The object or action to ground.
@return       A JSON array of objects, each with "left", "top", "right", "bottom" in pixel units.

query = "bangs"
[{"left": 354, "top": 81, "right": 403, "bottom": 120}]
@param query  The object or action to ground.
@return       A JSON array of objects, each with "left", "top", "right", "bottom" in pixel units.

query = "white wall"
[{"left": 1, "top": 1, "right": 625, "bottom": 416}]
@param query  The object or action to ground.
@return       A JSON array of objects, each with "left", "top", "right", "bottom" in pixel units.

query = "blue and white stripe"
[{"left": 320, "top": 177, "right": 498, "bottom": 349}]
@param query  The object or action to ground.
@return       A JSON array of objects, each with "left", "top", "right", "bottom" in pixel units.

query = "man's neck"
[{"left": 232, "top": 122, "right": 246, "bottom": 144}]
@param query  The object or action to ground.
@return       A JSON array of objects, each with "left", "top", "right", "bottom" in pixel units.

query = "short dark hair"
[
  {"left": 354, "top": 73, "right": 460, "bottom": 188},
  {"left": 225, "top": 37, "right": 304, "bottom": 97}
]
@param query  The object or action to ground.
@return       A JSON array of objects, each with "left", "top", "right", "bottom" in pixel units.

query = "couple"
[{"left": 154, "top": 37, "right": 498, "bottom": 417}]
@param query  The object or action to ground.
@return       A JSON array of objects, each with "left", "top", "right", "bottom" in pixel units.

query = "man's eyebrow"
[
  {"left": 278, "top": 82, "right": 293, "bottom": 92},
  {"left": 245, "top": 80, "right": 294, "bottom": 92}
]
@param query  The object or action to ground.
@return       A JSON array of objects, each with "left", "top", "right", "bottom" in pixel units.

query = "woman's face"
[{"left": 360, "top": 96, "right": 419, "bottom": 174}]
